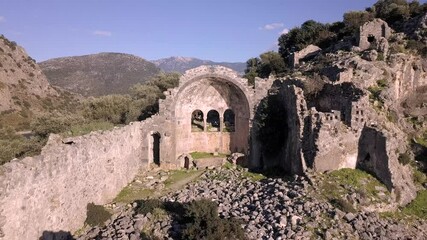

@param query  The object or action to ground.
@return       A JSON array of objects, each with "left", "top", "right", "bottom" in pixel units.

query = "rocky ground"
[{"left": 76, "top": 167, "right": 427, "bottom": 240}]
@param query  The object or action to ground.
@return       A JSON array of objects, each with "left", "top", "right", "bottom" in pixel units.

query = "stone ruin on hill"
[{"left": 0, "top": 18, "right": 426, "bottom": 240}]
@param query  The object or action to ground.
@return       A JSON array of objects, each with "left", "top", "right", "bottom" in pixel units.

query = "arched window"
[
  {"left": 207, "top": 110, "right": 220, "bottom": 132},
  {"left": 191, "top": 110, "right": 204, "bottom": 132},
  {"left": 223, "top": 109, "right": 235, "bottom": 132}
]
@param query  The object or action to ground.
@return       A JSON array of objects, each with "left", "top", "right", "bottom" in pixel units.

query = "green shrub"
[
  {"left": 31, "top": 115, "right": 82, "bottom": 138},
  {"left": 181, "top": 199, "right": 245, "bottom": 240},
  {"left": 135, "top": 199, "right": 164, "bottom": 215},
  {"left": 398, "top": 153, "right": 411, "bottom": 165},
  {"left": 0, "top": 127, "right": 45, "bottom": 164},
  {"left": 85, "top": 203, "right": 112, "bottom": 227},
  {"left": 413, "top": 169, "right": 426, "bottom": 186}
]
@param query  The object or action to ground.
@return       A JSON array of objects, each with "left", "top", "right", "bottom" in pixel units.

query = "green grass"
[
  {"left": 63, "top": 120, "right": 114, "bottom": 137},
  {"left": 114, "top": 186, "right": 154, "bottom": 203},
  {"left": 190, "top": 151, "right": 228, "bottom": 159},
  {"left": 241, "top": 171, "right": 266, "bottom": 181},
  {"left": 164, "top": 169, "right": 203, "bottom": 188},
  {"left": 414, "top": 132, "right": 427, "bottom": 148},
  {"left": 328, "top": 168, "right": 386, "bottom": 197},
  {"left": 402, "top": 190, "right": 427, "bottom": 219},
  {"left": 318, "top": 168, "right": 389, "bottom": 209}
]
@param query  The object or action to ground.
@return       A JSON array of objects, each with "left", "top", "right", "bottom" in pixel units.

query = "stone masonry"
[{"left": 0, "top": 61, "right": 423, "bottom": 239}]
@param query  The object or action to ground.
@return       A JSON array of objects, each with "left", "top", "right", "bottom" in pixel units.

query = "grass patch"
[
  {"left": 241, "top": 171, "right": 266, "bottom": 182},
  {"left": 328, "top": 168, "right": 385, "bottom": 197},
  {"left": 164, "top": 169, "right": 203, "bottom": 188},
  {"left": 402, "top": 190, "right": 427, "bottom": 219},
  {"left": 190, "top": 151, "right": 228, "bottom": 159},
  {"left": 319, "top": 168, "right": 389, "bottom": 210},
  {"left": 114, "top": 186, "right": 154, "bottom": 204}
]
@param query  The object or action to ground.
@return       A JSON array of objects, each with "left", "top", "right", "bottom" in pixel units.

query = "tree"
[
  {"left": 244, "top": 57, "right": 261, "bottom": 85},
  {"left": 278, "top": 20, "right": 331, "bottom": 61},
  {"left": 83, "top": 94, "right": 132, "bottom": 124},
  {"left": 373, "top": 0, "right": 410, "bottom": 24},
  {"left": 258, "top": 51, "right": 286, "bottom": 78},
  {"left": 343, "top": 11, "right": 375, "bottom": 34},
  {"left": 149, "top": 72, "right": 180, "bottom": 93}
]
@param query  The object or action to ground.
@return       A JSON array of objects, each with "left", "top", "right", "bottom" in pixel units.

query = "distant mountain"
[
  {"left": 152, "top": 57, "right": 246, "bottom": 74},
  {"left": 40, "top": 53, "right": 160, "bottom": 97}
]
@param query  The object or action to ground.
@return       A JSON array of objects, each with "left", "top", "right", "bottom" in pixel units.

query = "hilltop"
[{"left": 40, "top": 53, "right": 160, "bottom": 97}]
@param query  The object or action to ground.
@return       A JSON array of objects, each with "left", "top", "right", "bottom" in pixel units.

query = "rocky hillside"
[
  {"left": 40, "top": 53, "right": 160, "bottom": 97},
  {"left": 0, "top": 35, "right": 74, "bottom": 129},
  {"left": 152, "top": 56, "right": 246, "bottom": 74},
  {"left": 0, "top": 35, "right": 58, "bottom": 112}
]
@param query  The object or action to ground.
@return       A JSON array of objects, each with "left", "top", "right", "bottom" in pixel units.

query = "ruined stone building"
[{"left": 1, "top": 18, "right": 426, "bottom": 240}]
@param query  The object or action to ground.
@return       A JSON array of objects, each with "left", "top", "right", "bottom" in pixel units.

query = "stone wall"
[
  {"left": 0, "top": 122, "right": 146, "bottom": 240},
  {"left": 358, "top": 19, "right": 392, "bottom": 51},
  {"left": 290, "top": 45, "right": 321, "bottom": 67},
  {"left": 357, "top": 126, "right": 417, "bottom": 205}
]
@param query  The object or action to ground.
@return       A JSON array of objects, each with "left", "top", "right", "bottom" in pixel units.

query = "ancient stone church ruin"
[
  {"left": 1, "top": 60, "right": 423, "bottom": 239},
  {"left": 1, "top": 18, "right": 426, "bottom": 239}
]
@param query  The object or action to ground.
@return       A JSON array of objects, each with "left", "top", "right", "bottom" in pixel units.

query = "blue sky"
[{"left": 0, "top": 0, "right": 409, "bottom": 62}]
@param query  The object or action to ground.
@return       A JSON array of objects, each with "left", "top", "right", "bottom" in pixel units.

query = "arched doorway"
[{"left": 152, "top": 132, "right": 161, "bottom": 166}]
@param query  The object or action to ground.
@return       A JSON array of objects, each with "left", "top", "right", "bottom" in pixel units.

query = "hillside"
[
  {"left": 0, "top": 35, "right": 75, "bottom": 130},
  {"left": 40, "top": 53, "right": 160, "bottom": 97},
  {"left": 152, "top": 56, "right": 246, "bottom": 74}
]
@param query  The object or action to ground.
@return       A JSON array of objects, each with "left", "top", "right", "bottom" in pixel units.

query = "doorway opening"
[{"left": 152, "top": 132, "right": 161, "bottom": 166}]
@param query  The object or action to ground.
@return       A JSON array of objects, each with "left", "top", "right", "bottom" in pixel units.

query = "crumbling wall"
[
  {"left": 357, "top": 126, "right": 417, "bottom": 205},
  {"left": 358, "top": 19, "right": 392, "bottom": 51},
  {"left": 0, "top": 122, "right": 147, "bottom": 240},
  {"left": 290, "top": 44, "right": 321, "bottom": 67}
]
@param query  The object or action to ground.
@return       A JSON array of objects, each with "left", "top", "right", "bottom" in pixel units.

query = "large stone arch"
[{"left": 171, "top": 66, "right": 253, "bottom": 159}]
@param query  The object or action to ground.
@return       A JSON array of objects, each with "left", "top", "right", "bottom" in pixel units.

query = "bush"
[
  {"left": 0, "top": 127, "right": 45, "bottom": 164},
  {"left": 398, "top": 153, "right": 411, "bottom": 165},
  {"left": 181, "top": 199, "right": 245, "bottom": 240},
  {"left": 31, "top": 115, "right": 83, "bottom": 138},
  {"left": 135, "top": 199, "right": 164, "bottom": 215},
  {"left": 85, "top": 203, "right": 112, "bottom": 227},
  {"left": 413, "top": 169, "right": 426, "bottom": 186},
  {"left": 83, "top": 94, "right": 132, "bottom": 124}
]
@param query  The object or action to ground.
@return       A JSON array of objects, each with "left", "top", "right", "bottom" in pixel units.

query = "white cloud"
[
  {"left": 260, "top": 22, "right": 284, "bottom": 31},
  {"left": 0, "top": 16, "right": 5, "bottom": 22},
  {"left": 93, "top": 30, "right": 112, "bottom": 37},
  {"left": 279, "top": 28, "right": 289, "bottom": 35}
]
